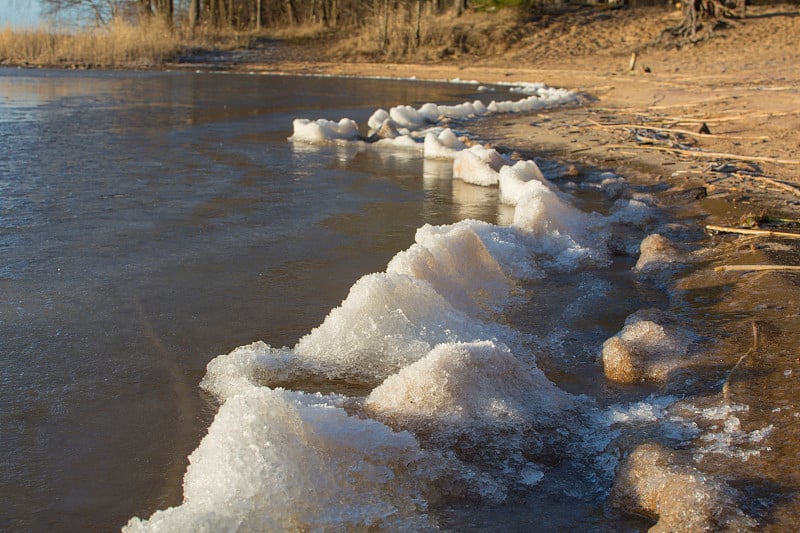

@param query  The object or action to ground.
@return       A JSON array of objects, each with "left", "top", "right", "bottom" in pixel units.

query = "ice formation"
[
  {"left": 292, "top": 84, "right": 577, "bottom": 148},
  {"left": 634, "top": 233, "right": 682, "bottom": 274},
  {"left": 452, "top": 145, "right": 510, "bottom": 186},
  {"left": 498, "top": 160, "right": 547, "bottom": 206},
  {"left": 288, "top": 117, "right": 360, "bottom": 143},
  {"left": 610, "top": 443, "right": 756, "bottom": 531},
  {"left": 124, "top": 387, "right": 435, "bottom": 532},
  {"left": 127, "top": 81, "right": 757, "bottom": 532},
  {"left": 601, "top": 309, "right": 694, "bottom": 383},
  {"left": 366, "top": 340, "right": 579, "bottom": 474}
]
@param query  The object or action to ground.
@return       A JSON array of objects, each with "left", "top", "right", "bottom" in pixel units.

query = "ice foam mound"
[
  {"left": 366, "top": 341, "right": 579, "bottom": 471},
  {"left": 634, "top": 233, "right": 683, "bottom": 274},
  {"left": 293, "top": 83, "right": 576, "bottom": 145},
  {"left": 601, "top": 308, "right": 694, "bottom": 383},
  {"left": 610, "top": 442, "right": 756, "bottom": 531},
  {"left": 423, "top": 128, "right": 467, "bottom": 160},
  {"left": 131, "top": 80, "right": 740, "bottom": 532},
  {"left": 387, "top": 221, "right": 515, "bottom": 313},
  {"left": 289, "top": 117, "right": 360, "bottom": 143},
  {"left": 508, "top": 178, "right": 611, "bottom": 269},
  {"left": 124, "top": 387, "right": 435, "bottom": 532},
  {"left": 293, "top": 272, "right": 509, "bottom": 386},
  {"left": 498, "top": 160, "right": 547, "bottom": 206},
  {"left": 201, "top": 341, "right": 296, "bottom": 401},
  {"left": 452, "top": 145, "right": 510, "bottom": 186}
]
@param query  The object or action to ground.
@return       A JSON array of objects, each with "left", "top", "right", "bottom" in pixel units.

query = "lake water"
[
  {"left": 1, "top": 68, "right": 789, "bottom": 532},
  {"left": 0, "top": 69, "right": 518, "bottom": 531}
]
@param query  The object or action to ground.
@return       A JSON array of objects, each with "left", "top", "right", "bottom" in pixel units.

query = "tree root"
[{"left": 661, "top": 0, "right": 744, "bottom": 45}]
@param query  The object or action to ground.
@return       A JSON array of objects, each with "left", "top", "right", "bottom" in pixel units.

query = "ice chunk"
[
  {"left": 511, "top": 178, "right": 593, "bottom": 244},
  {"left": 498, "top": 160, "right": 548, "bottom": 206},
  {"left": 374, "top": 134, "right": 422, "bottom": 151},
  {"left": 289, "top": 117, "right": 360, "bottom": 143},
  {"left": 366, "top": 340, "right": 578, "bottom": 468},
  {"left": 387, "top": 221, "right": 514, "bottom": 313},
  {"left": 437, "top": 100, "right": 486, "bottom": 120},
  {"left": 610, "top": 443, "right": 756, "bottom": 531},
  {"left": 601, "top": 309, "right": 693, "bottom": 383},
  {"left": 453, "top": 149, "right": 499, "bottom": 186},
  {"left": 294, "top": 272, "right": 501, "bottom": 385},
  {"left": 367, "top": 108, "right": 390, "bottom": 131},
  {"left": 389, "top": 104, "right": 431, "bottom": 131},
  {"left": 201, "top": 341, "right": 295, "bottom": 401},
  {"left": 634, "top": 233, "right": 682, "bottom": 274},
  {"left": 452, "top": 145, "right": 507, "bottom": 187},
  {"left": 124, "top": 387, "right": 433, "bottom": 532},
  {"left": 423, "top": 128, "right": 466, "bottom": 160},
  {"left": 610, "top": 199, "right": 654, "bottom": 228}
]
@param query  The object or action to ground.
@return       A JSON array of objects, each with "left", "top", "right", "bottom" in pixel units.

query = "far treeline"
[
  {"left": 6, "top": 0, "right": 793, "bottom": 68},
  {"left": 41, "top": 0, "right": 783, "bottom": 37},
  {"left": 47, "top": 0, "right": 472, "bottom": 29}
]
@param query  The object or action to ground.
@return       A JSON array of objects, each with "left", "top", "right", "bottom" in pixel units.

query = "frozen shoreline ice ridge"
[
  {"left": 126, "top": 82, "right": 692, "bottom": 532},
  {"left": 289, "top": 83, "right": 578, "bottom": 150}
]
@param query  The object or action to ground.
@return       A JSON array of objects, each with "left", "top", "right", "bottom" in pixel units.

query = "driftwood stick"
[
  {"left": 706, "top": 225, "right": 800, "bottom": 239},
  {"left": 637, "top": 111, "right": 792, "bottom": 124},
  {"left": 722, "top": 321, "right": 758, "bottom": 401},
  {"left": 591, "top": 120, "right": 769, "bottom": 141},
  {"left": 715, "top": 264, "right": 800, "bottom": 272},
  {"left": 744, "top": 175, "right": 800, "bottom": 197},
  {"left": 605, "top": 144, "right": 800, "bottom": 166}
]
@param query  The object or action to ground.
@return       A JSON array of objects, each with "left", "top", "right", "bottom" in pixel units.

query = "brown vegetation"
[{"left": 0, "top": 18, "right": 181, "bottom": 67}]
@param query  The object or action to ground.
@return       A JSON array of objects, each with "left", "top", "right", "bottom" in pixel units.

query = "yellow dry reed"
[{"left": 0, "top": 18, "right": 183, "bottom": 67}]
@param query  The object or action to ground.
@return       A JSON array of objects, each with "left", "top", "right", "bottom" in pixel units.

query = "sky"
[{"left": 0, "top": 0, "right": 43, "bottom": 28}]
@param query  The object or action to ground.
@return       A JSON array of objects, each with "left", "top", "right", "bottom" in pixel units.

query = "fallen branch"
[
  {"left": 715, "top": 264, "right": 800, "bottom": 272},
  {"left": 605, "top": 144, "right": 800, "bottom": 166},
  {"left": 638, "top": 111, "right": 792, "bottom": 124},
  {"left": 744, "top": 175, "right": 800, "bottom": 197},
  {"left": 590, "top": 120, "right": 768, "bottom": 141},
  {"left": 706, "top": 225, "right": 800, "bottom": 239}
]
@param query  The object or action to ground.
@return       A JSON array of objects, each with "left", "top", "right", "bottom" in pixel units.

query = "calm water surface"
[{"left": 0, "top": 69, "right": 512, "bottom": 531}]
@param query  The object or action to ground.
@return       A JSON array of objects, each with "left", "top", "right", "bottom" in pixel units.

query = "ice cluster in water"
[
  {"left": 601, "top": 308, "right": 695, "bottom": 384},
  {"left": 127, "top": 83, "right": 762, "bottom": 531}
]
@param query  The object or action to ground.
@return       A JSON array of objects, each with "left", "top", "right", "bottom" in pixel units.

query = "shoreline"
[
  {"left": 194, "top": 57, "right": 800, "bottom": 526},
  {"left": 7, "top": 11, "right": 799, "bottom": 524},
  {"left": 250, "top": 55, "right": 800, "bottom": 527}
]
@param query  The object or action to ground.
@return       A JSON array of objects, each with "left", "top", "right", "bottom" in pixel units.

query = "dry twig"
[
  {"left": 706, "top": 225, "right": 800, "bottom": 239},
  {"left": 715, "top": 264, "right": 800, "bottom": 272},
  {"left": 606, "top": 144, "right": 800, "bottom": 166},
  {"left": 722, "top": 321, "right": 758, "bottom": 401},
  {"left": 743, "top": 175, "right": 800, "bottom": 197},
  {"left": 590, "top": 120, "right": 768, "bottom": 141}
]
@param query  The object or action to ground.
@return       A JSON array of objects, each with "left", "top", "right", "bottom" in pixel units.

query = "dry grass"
[
  {"left": 328, "top": 7, "right": 524, "bottom": 62},
  {"left": 0, "top": 18, "right": 183, "bottom": 67}
]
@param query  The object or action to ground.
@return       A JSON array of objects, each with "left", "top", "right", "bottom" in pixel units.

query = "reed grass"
[
  {"left": 329, "top": 7, "right": 519, "bottom": 62},
  {"left": 0, "top": 18, "right": 183, "bottom": 67}
]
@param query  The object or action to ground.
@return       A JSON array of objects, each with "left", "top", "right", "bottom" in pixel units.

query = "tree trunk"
[
  {"left": 189, "top": 0, "right": 200, "bottom": 30},
  {"left": 415, "top": 0, "right": 423, "bottom": 48},
  {"left": 382, "top": 0, "right": 390, "bottom": 50},
  {"left": 285, "top": 0, "right": 297, "bottom": 25},
  {"left": 158, "top": 0, "right": 173, "bottom": 27}
]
